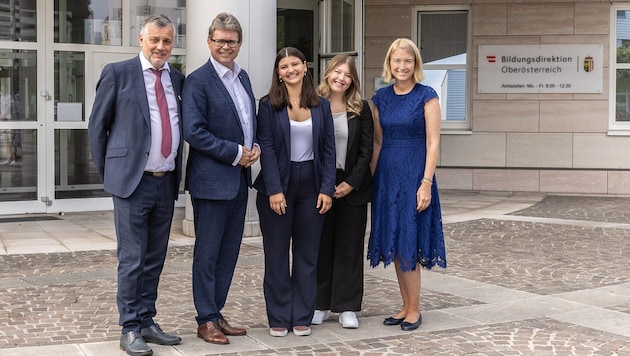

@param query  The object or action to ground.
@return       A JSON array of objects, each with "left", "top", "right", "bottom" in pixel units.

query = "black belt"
[{"left": 144, "top": 171, "right": 168, "bottom": 177}]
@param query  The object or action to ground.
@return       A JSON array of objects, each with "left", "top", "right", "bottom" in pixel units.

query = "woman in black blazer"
[
  {"left": 312, "top": 54, "right": 374, "bottom": 329},
  {"left": 253, "top": 47, "right": 336, "bottom": 338}
]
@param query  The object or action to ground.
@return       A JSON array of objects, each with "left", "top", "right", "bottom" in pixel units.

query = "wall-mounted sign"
[{"left": 478, "top": 44, "right": 603, "bottom": 93}]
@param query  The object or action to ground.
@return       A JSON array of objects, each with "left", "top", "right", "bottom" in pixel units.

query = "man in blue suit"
[
  {"left": 88, "top": 14, "right": 184, "bottom": 356},
  {"left": 182, "top": 13, "right": 259, "bottom": 345}
]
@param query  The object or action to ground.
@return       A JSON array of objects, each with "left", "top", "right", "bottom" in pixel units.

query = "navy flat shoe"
[
  {"left": 383, "top": 316, "right": 404, "bottom": 326},
  {"left": 400, "top": 315, "right": 422, "bottom": 331}
]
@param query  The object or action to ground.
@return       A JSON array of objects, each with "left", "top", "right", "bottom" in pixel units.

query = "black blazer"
[{"left": 339, "top": 101, "right": 374, "bottom": 206}]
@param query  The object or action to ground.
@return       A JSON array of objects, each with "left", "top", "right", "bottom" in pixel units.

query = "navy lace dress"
[{"left": 367, "top": 83, "right": 447, "bottom": 272}]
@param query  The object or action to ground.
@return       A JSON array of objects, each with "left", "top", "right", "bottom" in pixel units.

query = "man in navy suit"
[
  {"left": 88, "top": 14, "right": 184, "bottom": 356},
  {"left": 182, "top": 12, "right": 259, "bottom": 345}
]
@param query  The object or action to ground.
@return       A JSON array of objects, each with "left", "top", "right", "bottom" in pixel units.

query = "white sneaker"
[
  {"left": 311, "top": 310, "right": 330, "bottom": 325},
  {"left": 292, "top": 326, "right": 311, "bottom": 336},
  {"left": 339, "top": 311, "right": 359, "bottom": 329},
  {"left": 0, "top": 159, "right": 9, "bottom": 165},
  {"left": 9, "top": 160, "right": 16, "bottom": 166},
  {"left": 269, "top": 327, "right": 288, "bottom": 337}
]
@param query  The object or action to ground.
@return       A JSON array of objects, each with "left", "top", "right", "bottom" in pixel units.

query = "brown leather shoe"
[
  {"left": 197, "top": 321, "right": 229, "bottom": 345},
  {"left": 217, "top": 317, "right": 247, "bottom": 336}
]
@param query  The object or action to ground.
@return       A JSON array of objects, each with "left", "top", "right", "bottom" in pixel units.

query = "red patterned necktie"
[{"left": 150, "top": 68, "right": 172, "bottom": 158}]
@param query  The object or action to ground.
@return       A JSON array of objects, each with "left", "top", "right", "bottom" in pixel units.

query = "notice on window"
[{"left": 478, "top": 44, "right": 602, "bottom": 93}]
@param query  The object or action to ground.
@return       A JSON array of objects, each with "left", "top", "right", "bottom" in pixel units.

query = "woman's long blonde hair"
[{"left": 317, "top": 54, "right": 363, "bottom": 118}]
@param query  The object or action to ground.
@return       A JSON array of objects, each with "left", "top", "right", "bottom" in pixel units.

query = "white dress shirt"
[
  {"left": 210, "top": 57, "right": 255, "bottom": 166},
  {"left": 140, "top": 53, "right": 180, "bottom": 172}
]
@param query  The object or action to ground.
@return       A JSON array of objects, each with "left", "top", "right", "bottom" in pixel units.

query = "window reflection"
[
  {"left": 0, "top": 49, "right": 37, "bottom": 122},
  {"left": 169, "top": 55, "right": 186, "bottom": 75},
  {"left": 130, "top": 0, "right": 186, "bottom": 48},
  {"left": 328, "top": 0, "right": 354, "bottom": 53},
  {"left": 55, "top": 52, "right": 85, "bottom": 122},
  {"left": 55, "top": 0, "right": 122, "bottom": 45},
  {"left": 616, "top": 69, "right": 630, "bottom": 122},
  {"left": 420, "top": 11, "right": 468, "bottom": 122},
  {"left": 0, "top": 129, "right": 37, "bottom": 201},
  {"left": 55, "top": 130, "right": 107, "bottom": 199},
  {"left": 0, "top": 0, "right": 37, "bottom": 42},
  {"left": 617, "top": 11, "right": 630, "bottom": 64}
]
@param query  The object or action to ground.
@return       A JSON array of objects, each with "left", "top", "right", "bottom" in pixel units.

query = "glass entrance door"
[
  {"left": 0, "top": 0, "right": 118, "bottom": 214},
  {"left": 0, "top": 0, "right": 186, "bottom": 214},
  {"left": 277, "top": 0, "right": 319, "bottom": 81},
  {"left": 0, "top": 0, "right": 44, "bottom": 213}
]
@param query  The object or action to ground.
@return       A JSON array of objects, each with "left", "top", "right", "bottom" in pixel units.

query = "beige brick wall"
[{"left": 364, "top": 0, "right": 630, "bottom": 194}]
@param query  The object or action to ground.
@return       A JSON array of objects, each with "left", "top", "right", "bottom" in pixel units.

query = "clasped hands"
[
  {"left": 238, "top": 146, "right": 260, "bottom": 168},
  {"left": 333, "top": 182, "right": 353, "bottom": 199}
]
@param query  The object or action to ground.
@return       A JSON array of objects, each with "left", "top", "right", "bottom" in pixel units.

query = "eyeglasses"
[{"left": 210, "top": 39, "right": 240, "bottom": 48}]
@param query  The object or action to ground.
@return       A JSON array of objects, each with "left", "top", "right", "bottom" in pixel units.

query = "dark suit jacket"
[
  {"left": 182, "top": 59, "right": 257, "bottom": 200},
  {"left": 253, "top": 96, "right": 336, "bottom": 198},
  {"left": 340, "top": 101, "right": 374, "bottom": 206},
  {"left": 88, "top": 56, "right": 185, "bottom": 199}
]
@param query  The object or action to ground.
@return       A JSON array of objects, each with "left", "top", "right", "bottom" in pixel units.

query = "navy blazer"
[
  {"left": 339, "top": 101, "right": 374, "bottom": 206},
  {"left": 182, "top": 59, "right": 257, "bottom": 200},
  {"left": 253, "top": 96, "right": 336, "bottom": 198},
  {"left": 88, "top": 56, "right": 185, "bottom": 199}
]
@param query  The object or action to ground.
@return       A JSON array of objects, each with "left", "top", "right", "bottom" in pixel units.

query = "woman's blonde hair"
[
  {"left": 317, "top": 54, "right": 363, "bottom": 117},
  {"left": 382, "top": 38, "right": 424, "bottom": 83}
]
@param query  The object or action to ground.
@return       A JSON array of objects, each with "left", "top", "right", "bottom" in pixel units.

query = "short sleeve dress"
[{"left": 367, "top": 83, "right": 447, "bottom": 272}]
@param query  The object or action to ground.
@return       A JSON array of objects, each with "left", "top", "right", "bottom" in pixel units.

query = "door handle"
[{"left": 40, "top": 91, "right": 52, "bottom": 101}]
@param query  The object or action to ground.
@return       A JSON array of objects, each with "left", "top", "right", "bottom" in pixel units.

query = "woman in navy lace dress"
[{"left": 368, "top": 38, "right": 446, "bottom": 331}]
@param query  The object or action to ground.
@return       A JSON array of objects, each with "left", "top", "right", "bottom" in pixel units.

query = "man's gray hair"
[{"left": 140, "top": 14, "right": 176, "bottom": 36}]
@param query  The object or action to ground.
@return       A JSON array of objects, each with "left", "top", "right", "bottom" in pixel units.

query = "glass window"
[
  {"left": 0, "top": 49, "right": 37, "bottom": 121},
  {"left": 55, "top": 0, "right": 122, "bottom": 45},
  {"left": 417, "top": 10, "right": 469, "bottom": 127},
  {"left": 327, "top": 0, "right": 355, "bottom": 53},
  {"left": 277, "top": 8, "right": 314, "bottom": 62},
  {"left": 129, "top": 0, "right": 186, "bottom": 48},
  {"left": 0, "top": 129, "right": 37, "bottom": 201},
  {"left": 0, "top": 0, "right": 37, "bottom": 42},
  {"left": 168, "top": 55, "right": 186, "bottom": 75},
  {"left": 55, "top": 129, "right": 107, "bottom": 199},
  {"left": 614, "top": 9, "right": 630, "bottom": 126},
  {"left": 54, "top": 51, "right": 85, "bottom": 122}
]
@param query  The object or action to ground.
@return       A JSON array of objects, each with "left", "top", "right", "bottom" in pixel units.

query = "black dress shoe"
[
  {"left": 120, "top": 331, "right": 153, "bottom": 356},
  {"left": 383, "top": 316, "right": 405, "bottom": 326},
  {"left": 140, "top": 324, "right": 182, "bottom": 345},
  {"left": 400, "top": 315, "right": 422, "bottom": 331}
]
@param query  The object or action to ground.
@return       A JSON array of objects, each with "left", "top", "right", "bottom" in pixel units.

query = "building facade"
[
  {"left": 0, "top": 0, "right": 361, "bottom": 216},
  {"left": 0, "top": 0, "right": 629, "bottom": 217},
  {"left": 363, "top": 1, "right": 630, "bottom": 195}
]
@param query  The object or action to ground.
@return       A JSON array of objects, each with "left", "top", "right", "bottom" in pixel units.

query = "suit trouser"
[
  {"left": 191, "top": 171, "right": 247, "bottom": 325},
  {"left": 113, "top": 171, "right": 176, "bottom": 333},
  {"left": 257, "top": 160, "right": 325, "bottom": 328},
  {"left": 316, "top": 172, "right": 367, "bottom": 312}
]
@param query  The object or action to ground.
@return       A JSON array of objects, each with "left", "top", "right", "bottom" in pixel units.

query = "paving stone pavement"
[{"left": 0, "top": 191, "right": 630, "bottom": 355}]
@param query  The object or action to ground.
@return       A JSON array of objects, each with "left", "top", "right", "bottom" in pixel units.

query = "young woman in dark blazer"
[
  {"left": 253, "top": 47, "right": 336, "bottom": 337},
  {"left": 312, "top": 54, "right": 374, "bottom": 329}
]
